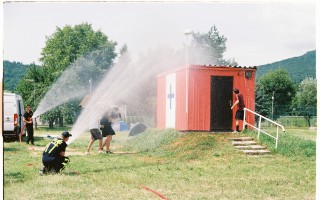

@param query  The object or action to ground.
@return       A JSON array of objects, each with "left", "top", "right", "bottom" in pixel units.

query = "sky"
[{"left": 2, "top": 1, "right": 317, "bottom": 68}]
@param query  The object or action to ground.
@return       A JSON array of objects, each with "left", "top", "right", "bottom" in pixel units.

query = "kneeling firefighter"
[{"left": 40, "top": 131, "right": 72, "bottom": 175}]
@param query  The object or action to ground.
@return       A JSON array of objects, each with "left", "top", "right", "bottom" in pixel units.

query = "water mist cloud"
[
  {"left": 67, "top": 46, "right": 187, "bottom": 144},
  {"left": 33, "top": 53, "right": 105, "bottom": 118},
  {"left": 33, "top": 41, "right": 221, "bottom": 144}
]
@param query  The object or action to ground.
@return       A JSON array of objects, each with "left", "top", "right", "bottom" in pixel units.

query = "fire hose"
[{"left": 126, "top": 180, "right": 168, "bottom": 200}]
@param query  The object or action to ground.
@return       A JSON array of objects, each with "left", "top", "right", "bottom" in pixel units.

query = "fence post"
[
  {"left": 243, "top": 108, "right": 247, "bottom": 130},
  {"left": 258, "top": 116, "right": 261, "bottom": 139},
  {"left": 276, "top": 126, "right": 279, "bottom": 149},
  {"left": 241, "top": 108, "right": 285, "bottom": 149}
]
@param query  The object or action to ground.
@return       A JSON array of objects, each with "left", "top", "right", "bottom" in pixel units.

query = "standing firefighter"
[
  {"left": 40, "top": 131, "right": 72, "bottom": 175},
  {"left": 23, "top": 105, "right": 34, "bottom": 145},
  {"left": 86, "top": 114, "right": 103, "bottom": 155},
  {"left": 100, "top": 106, "right": 120, "bottom": 154},
  {"left": 231, "top": 88, "right": 246, "bottom": 133}
]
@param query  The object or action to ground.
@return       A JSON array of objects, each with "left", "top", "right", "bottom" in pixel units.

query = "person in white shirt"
[{"left": 86, "top": 114, "right": 103, "bottom": 155}]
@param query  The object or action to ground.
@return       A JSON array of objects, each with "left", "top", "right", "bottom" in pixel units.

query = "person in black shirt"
[
  {"left": 23, "top": 105, "right": 34, "bottom": 145},
  {"left": 100, "top": 107, "right": 120, "bottom": 154},
  {"left": 40, "top": 131, "right": 72, "bottom": 175}
]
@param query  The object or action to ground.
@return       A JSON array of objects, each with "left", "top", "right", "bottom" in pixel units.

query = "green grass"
[
  {"left": 244, "top": 127, "right": 316, "bottom": 157},
  {"left": 277, "top": 116, "right": 317, "bottom": 127},
  {"left": 4, "top": 127, "right": 315, "bottom": 199}
]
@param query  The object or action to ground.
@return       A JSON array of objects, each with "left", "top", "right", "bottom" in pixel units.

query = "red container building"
[{"left": 157, "top": 65, "right": 256, "bottom": 131}]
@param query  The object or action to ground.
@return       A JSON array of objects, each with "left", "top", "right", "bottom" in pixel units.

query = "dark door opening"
[{"left": 210, "top": 76, "right": 233, "bottom": 131}]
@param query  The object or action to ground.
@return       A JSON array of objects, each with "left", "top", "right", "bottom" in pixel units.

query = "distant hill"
[
  {"left": 256, "top": 50, "right": 316, "bottom": 83},
  {"left": 3, "top": 50, "right": 316, "bottom": 91},
  {"left": 3, "top": 61, "right": 31, "bottom": 92}
]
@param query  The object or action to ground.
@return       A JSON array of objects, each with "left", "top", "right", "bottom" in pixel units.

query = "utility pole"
[
  {"left": 184, "top": 29, "right": 192, "bottom": 127},
  {"left": 272, "top": 91, "right": 275, "bottom": 120},
  {"left": 89, "top": 78, "right": 92, "bottom": 94}
]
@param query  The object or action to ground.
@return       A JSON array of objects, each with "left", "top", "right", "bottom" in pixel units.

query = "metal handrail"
[{"left": 243, "top": 108, "right": 285, "bottom": 149}]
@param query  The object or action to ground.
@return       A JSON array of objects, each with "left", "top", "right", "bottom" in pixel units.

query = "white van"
[{"left": 3, "top": 93, "right": 25, "bottom": 139}]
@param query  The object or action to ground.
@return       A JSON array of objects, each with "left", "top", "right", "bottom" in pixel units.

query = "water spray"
[{"left": 34, "top": 41, "right": 215, "bottom": 145}]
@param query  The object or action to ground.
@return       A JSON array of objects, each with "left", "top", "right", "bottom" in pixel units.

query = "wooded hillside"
[
  {"left": 256, "top": 50, "right": 316, "bottom": 83},
  {"left": 3, "top": 61, "right": 31, "bottom": 92}
]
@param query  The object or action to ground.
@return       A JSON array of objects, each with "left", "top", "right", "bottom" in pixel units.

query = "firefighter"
[{"left": 40, "top": 131, "right": 71, "bottom": 175}]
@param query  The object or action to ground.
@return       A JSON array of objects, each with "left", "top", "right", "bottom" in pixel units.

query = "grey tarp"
[{"left": 128, "top": 122, "right": 148, "bottom": 136}]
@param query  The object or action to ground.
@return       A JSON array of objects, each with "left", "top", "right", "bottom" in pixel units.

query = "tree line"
[{"left": 255, "top": 69, "right": 316, "bottom": 126}]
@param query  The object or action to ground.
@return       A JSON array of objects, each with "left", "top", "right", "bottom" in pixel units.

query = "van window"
[{"left": 4, "top": 102, "right": 14, "bottom": 116}]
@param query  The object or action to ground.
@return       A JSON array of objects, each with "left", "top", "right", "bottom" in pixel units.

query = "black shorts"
[
  {"left": 42, "top": 155, "right": 70, "bottom": 173},
  {"left": 101, "top": 126, "right": 115, "bottom": 137},
  {"left": 90, "top": 129, "right": 103, "bottom": 140},
  {"left": 235, "top": 110, "right": 244, "bottom": 120}
]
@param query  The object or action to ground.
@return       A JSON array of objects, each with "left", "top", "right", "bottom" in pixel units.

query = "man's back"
[
  {"left": 236, "top": 93, "right": 245, "bottom": 110},
  {"left": 43, "top": 138, "right": 66, "bottom": 158}
]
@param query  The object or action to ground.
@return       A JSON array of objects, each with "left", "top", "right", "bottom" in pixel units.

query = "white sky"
[{"left": 1, "top": 1, "right": 317, "bottom": 67}]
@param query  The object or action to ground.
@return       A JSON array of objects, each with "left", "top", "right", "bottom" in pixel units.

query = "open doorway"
[{"left": 210, "top": 76, "right": 233, "bottom": 131}]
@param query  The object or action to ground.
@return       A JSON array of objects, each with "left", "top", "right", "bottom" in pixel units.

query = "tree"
[
  {"left": 255, "top": 68, "right": 296, "bottom": 118},
  {"left": 40, "top": 23, "right": 117, "bottom": 72},
  {"left": 294, "top": 77, "right": 317, "bottom": 107},
  {"left": 292, "top": 77, "right": 317, "bottom": 126},
  {"left": 190, "top": 26, "right": 238, "bottom": 66},
  {"left": 15, "top": 64, "right": 45, "bottom": 109},
  {"left": 115, "top": 44, "right": 131, "bottom": 70},
  {"left": 40, "top": 107, "right": 61, "bottom": 129},
  {"left": 17, "top": 23, "right": 118, "bottom": 128},
  {"left": 255, "top": 87, "right": 271, "bottom": 118}
]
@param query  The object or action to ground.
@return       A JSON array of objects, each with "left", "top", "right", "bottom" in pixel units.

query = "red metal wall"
[{"left": 157, "top": 65, "right": 256, "bottom": 131}]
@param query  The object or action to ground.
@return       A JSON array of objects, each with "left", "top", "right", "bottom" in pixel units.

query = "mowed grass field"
[{"left": 3, "top": 127, "right": 316, "bottom": 200}]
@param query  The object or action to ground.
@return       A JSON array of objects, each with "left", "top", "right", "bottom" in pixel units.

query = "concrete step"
[
  {"left": 231, "top": 141, "right": 257, "bottom": 146},
  {"left": 241, "top": 149, "right": 271, "bottom": 155},
  {"left": 227, "top": 137, "right": 254, "bottom": 141},
  {"left": 249, "top": 145, "right": 266, "bottom": 150},
  {"left": 234, "top": 145, "right": 252, "bottom": 150},
  {"left": 234, "top": 145, "right": 266, "bottom": 150},
  {"left": 229, "top": 136, "right": 271, "bottom": 156}
]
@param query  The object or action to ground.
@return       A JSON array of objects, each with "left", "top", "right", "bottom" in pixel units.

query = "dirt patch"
[
  {"left": 66, "top": 151, "right": 87, "bottom": 156},
  {"left": 27, "top": 145, "right": 133, "bottom": 156},
  {"left": 28, "top": 146, "right": 87, "bottom": 156},
  {"left": 111, "top": 151, "right": 136, "bottom": 154}
]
